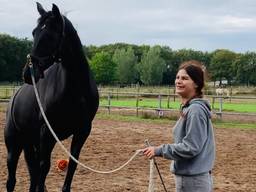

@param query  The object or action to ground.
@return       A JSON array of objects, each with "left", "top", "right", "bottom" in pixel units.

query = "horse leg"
[
  {"left": 37, "top": 132, "right": 56, "bottom": 192},
  {"left": 24, "top": 144, "right": 40, "bottom": 192},
  {"left": 62, "top": 124, "right": 92, "bottom": 192},
  {"left": 5, "top": 135, "right": 22, "bottom": 192}
]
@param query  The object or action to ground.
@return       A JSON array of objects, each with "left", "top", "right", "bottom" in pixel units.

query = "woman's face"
[{"left": 175, "top": 69, "right": 197, "bottom": 99}]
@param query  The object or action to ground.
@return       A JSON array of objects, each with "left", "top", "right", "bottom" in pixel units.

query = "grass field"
[
  {"left": 1, "top": 85, "right": 256, "bottom": 113},
  {"left": 0, "top": 102, "right": 255, "bottom": 129},
  {"left": 100, "top": 97, "right": 256, "bottom": 113},
  {"left": 96, "top": 112, "right": 256, "bottom": 130}
]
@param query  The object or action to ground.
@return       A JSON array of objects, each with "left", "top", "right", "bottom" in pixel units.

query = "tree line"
[{"left": 1, "top": 33, "right": 255, "bottom": 86}]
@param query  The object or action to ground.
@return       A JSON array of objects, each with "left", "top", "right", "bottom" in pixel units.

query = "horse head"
[{"left": 23, "top": 2, "right": 65, "bottom": 84}]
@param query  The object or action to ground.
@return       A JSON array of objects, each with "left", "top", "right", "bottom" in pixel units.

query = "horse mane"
[{"left": 62, "top": 16, "right": 87, "bottom": 65}]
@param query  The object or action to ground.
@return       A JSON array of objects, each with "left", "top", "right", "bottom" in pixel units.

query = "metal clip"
[{"left": 27, "top": 54, "right": 33, "bottom": 67}]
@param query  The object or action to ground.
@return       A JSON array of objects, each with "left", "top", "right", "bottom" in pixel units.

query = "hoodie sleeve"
[{"left": 155, "top": 105, "right": 209, "bottom": 160}]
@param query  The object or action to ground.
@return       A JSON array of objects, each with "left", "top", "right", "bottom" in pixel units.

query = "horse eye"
[{"left": 41, "top": 24, "right": 46, "bottom": 30}]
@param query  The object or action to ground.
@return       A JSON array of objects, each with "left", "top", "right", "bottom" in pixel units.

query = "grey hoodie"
[{"left": 155, "top": 98, "right": 215, "bottom": 176}]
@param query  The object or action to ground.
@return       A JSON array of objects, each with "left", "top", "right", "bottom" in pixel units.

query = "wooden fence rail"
[
  {"left": 99, "top": 91, "right": 256, "bottom": 119},
  {"left": 1, "top": 88, "right": 256, "bottom": 119}
]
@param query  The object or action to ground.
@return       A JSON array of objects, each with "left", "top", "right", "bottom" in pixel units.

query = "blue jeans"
[{"left": 175, "top": 172, "right": 213, "bottom": 192}]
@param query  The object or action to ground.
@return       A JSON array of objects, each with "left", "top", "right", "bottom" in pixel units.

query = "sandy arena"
[{"left": 0, "top": 110, "right": 256, "bottom": 191}]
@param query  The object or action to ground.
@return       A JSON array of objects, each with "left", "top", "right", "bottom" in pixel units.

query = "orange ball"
[{"left": 57, "top": 159, "right": 69, "bottom": 171}]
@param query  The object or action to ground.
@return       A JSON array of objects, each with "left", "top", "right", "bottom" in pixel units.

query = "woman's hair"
[{"left": 179, "top": 60, "right": 206, "bottom": 98}]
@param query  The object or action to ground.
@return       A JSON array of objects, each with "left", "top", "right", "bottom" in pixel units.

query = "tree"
[
  {"left": 233, "top": 52, "right": 256, "bottom": 86},
  {"left": 209, "top": 49, "right": 237, "bottom": 86},
  {"left": 159, "top": 46, "right": 174, "bottom": 85},
  {"left": 246, "top": 52, "right": 256, "bottom": 85},
  {"left": 139, "top": 46, "right": 166, "bottom": 85},
  {"left": 0, "top": 34, "right": 32, "bottom": 82},
  {"left": 112, "top": 47, "right": 138, "bottom": 84},
  {"left": 89, "top": 52, "right": 117, "bottom": 85},
  {"left": 167, "top": 49, "right": 211, "bottom": 85}
]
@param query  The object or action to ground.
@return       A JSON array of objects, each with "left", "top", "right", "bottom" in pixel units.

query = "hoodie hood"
[{"left": 188, "top": 98, "right": 212, "bottom": 118}]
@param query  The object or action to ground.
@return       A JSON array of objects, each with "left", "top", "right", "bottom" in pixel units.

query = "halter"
[{"left": 28, "top": 14, "right": 66, "bottom": 72}]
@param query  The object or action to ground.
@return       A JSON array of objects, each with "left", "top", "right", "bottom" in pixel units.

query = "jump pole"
[
  {"left": 145, "top": 139, "right": 155, "bottom": 192},
  {"left": 148, "top": 158, "right": 155, "bottom": 192}
]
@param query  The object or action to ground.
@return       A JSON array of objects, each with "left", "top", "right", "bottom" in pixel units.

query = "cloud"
[
  {"left": 0, "top": 0, "right": 256, "bottom": 52},
  {"left": 216, "top": 15, "right": 256, "bottom": 32}
]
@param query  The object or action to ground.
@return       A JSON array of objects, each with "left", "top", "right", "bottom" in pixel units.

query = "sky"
[{"left": 1, "top": 0, "right": 256, "bottom": 53}]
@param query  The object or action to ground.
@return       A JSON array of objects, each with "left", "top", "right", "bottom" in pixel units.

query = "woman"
[{"left": 143, "top": 60, "right": 215, "bottom": 192}]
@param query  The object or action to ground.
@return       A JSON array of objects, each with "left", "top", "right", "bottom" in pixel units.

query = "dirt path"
[{"left": 0, "top": 111, "right": 256, "bottom": 191}]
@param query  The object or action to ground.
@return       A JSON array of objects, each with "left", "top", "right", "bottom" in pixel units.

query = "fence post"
[
  {"left": 158, "top": 94, "right": 163, "bottom": 118},
  {"left": 158, "top": 94, "right": 162, "bottom": 109},
  {"left": 13, "top": 86, "right": 16, "bottom": 95},
  {"left": 167, "top": 88, "right": 170, "bottom": 108},
  {"left": 116, "top": 86, "right": 119, "bottom": 100},
  {"left": 173, "top": 89, "right": 176, "bottom": 102},
  {"left": 148, "top": 159, "right": 155, "bottom": 192},
  {"left": 136, "top": 84, "right": 140, "bottom": 117},
  {"left": 212, "top": 96, "right": 215, "bottom": 109},
  {"left": 219, "top": 96, "right": 223, "bottom": 120},
  {"left": 5, "top": 88, "right": 8, "bottom": 99},
  {"left": 229, "top": 86, "right": 232, "bottom": 102},
  {"left": 108, "top": 92, "right": 111, "bottom": 114}
]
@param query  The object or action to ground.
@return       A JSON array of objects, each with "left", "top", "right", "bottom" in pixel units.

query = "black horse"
[{"left": 4, "top": 3, "right": 99, "bottom": 192}]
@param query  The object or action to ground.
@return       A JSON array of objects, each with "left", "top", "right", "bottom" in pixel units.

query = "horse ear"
[
  {"left": 52, "top": 4, "right": 61, "bottom": 18},
  {"left": 36, "top": 2, "right": 46, "bottom": 16}
]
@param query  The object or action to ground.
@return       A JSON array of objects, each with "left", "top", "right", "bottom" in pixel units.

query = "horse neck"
[
  {"left": 60, "top": 31, "right": 91, "bottom": 94},
  {"left": 63, "top": 32, "right": 89, "bottom": 72}
]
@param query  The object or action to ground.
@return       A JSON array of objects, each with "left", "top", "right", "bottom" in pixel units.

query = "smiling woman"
[{"left": 142, "top": 60, "right": 215, "bottom": 192}]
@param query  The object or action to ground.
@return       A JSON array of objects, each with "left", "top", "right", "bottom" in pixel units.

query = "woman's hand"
[{"left": 143, "top": 146, "right": 156, "bottom": 159}]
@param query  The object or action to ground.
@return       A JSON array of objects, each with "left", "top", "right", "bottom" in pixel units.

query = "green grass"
[
  {"left": 100, "top": 98, "right": 180, "bottom": 109},
  {"left": 0, "top": 86, "right": 20, "bottom": 99},
  {"left": 1, "top": 85, "right": 256, "bottom": 113},
  {"left": 0, "top": 101, "right": 255, "bottom": 130},
  {"left": 212, "top": 102, "right": 256, "bottom": 113},
  {"left": 96, "top": 112, "right": 256, "bottom": 130},
  {"left": 100, "top": 98, "right": 256, "bottom": 113},
  {"left": 96, "top": 111, "right": 175, "bottom": 124}
]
